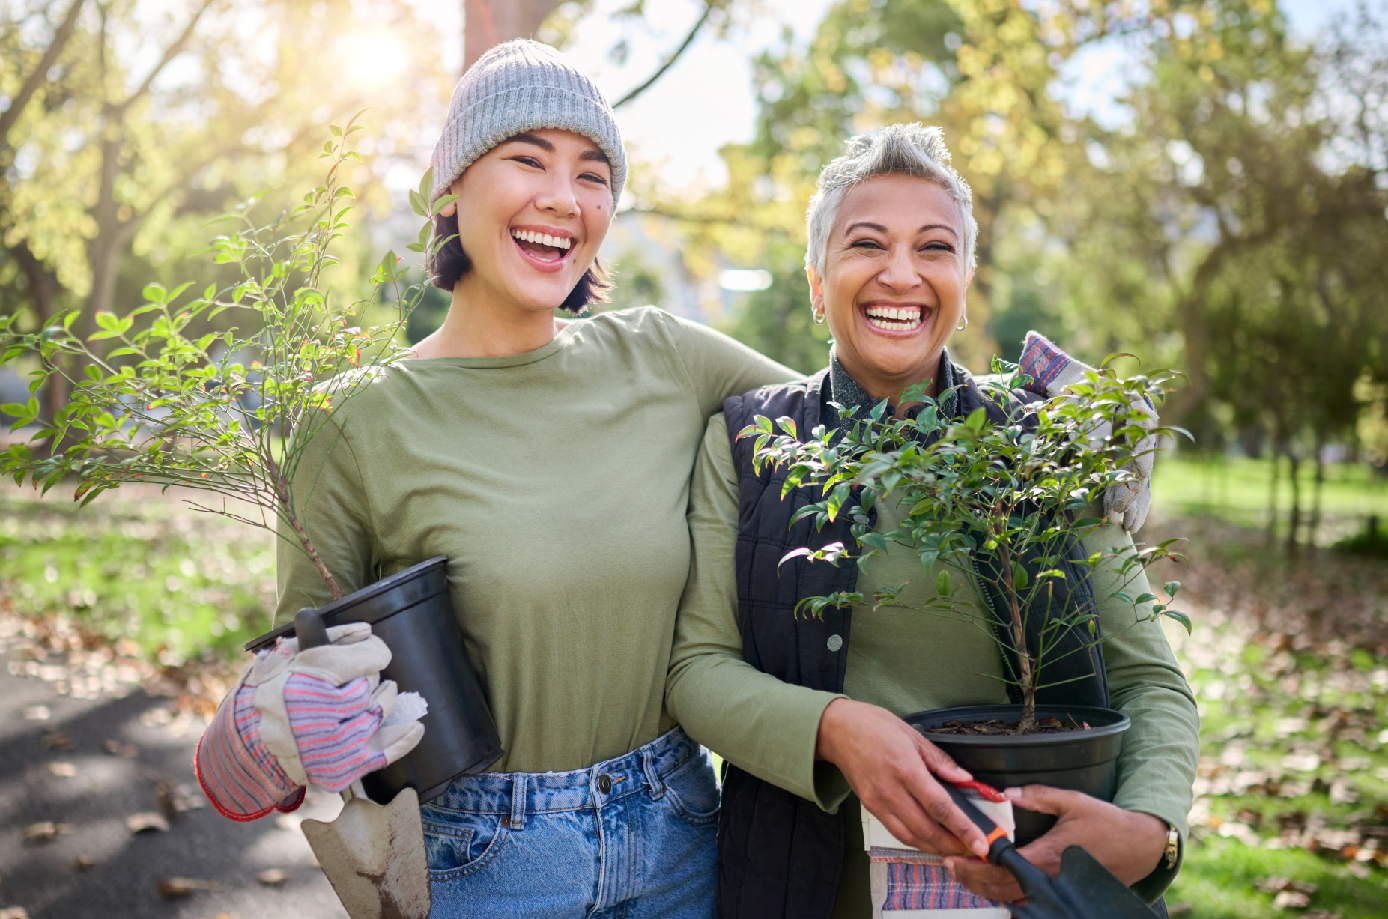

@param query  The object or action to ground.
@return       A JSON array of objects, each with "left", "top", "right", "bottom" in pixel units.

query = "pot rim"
[
  {"left": 906, "top": 704, "right": 1130, "bottom": 747},
  {"left": 244, "top": 555, "right": 449, "bottom": 652}
]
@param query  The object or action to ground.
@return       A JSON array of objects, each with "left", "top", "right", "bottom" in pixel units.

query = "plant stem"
[
  {"left": 997, "top": 541, "right": 1037, "bottom": 734},
  {"left": 265, "top": 452, "right": 342, "bottom": 602}
]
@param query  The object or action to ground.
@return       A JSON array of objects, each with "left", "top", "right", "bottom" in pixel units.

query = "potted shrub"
[
  {"left": 0, "top": 122, "right": 501, "bottom": 803},
  {"left": 744, "top": 360, "right": 1189, "bottom": 843}
]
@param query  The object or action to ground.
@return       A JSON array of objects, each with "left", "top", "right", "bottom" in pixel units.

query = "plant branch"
[
  {"left": 0, "top": 0, "right": 88, "bottom": 151},
  {"left": 612, "top": 1, "right": 715, "bottom": 109}
]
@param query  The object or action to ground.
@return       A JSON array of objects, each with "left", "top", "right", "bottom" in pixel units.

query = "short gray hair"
[{"left": 805, "top": 123, "right": 977, "bottom": 277}]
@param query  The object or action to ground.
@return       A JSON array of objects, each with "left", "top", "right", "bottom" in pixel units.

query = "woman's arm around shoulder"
[{"left": 656, "top": 311, "right": 804, "bottom": 417}]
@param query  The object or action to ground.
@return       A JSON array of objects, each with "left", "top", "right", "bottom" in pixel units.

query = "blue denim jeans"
[{"left": 421, "top": 727, "right": 718, "bottom": 919}]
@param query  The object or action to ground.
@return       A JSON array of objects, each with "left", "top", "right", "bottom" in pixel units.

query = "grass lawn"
[
  {"left": 1152, "top": 456, "right": 1388, "bottom": 542},
  {"left": 0, "top": 482, "right": 277, "bottom": 664}
]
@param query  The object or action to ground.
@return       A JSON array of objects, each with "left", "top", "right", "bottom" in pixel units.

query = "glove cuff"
[
  {"left": 1019, "top": 331, "right": 1074, "bottom": 392},
  {"left": 195, "top": 679, "right": 304, "bottom": 822}
]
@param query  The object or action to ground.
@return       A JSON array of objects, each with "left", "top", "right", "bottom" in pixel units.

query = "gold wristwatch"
[{"left": 1163, "top": 821, "right": 1180, "bottom": 870}]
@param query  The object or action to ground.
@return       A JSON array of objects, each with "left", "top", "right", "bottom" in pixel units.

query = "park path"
[{"left": 0, "top": 614, "right": 349, "bottom": 919}]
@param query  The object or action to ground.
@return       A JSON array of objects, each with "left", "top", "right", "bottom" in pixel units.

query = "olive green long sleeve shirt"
[
  {"left": 274, "top": 307, "right": 798, "bottom": 774},
  {"left": 666, "top": 412, "right": 1200, "bottom": 918}
]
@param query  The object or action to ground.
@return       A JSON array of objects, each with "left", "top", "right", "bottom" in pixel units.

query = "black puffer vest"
[{"left": 715, "top": 368, "right": 1109, "bottom": 919}]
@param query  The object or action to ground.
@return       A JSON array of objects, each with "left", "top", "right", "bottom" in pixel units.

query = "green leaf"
[
  {"left": 1161, "top": 609, "right": 1193, "bottom": 633},
  {"left": 430, "top": 193, "right": 458, "bottom": 217},
  {"left": 1163, "top": 580, "right": 1181, "bottom": 598},
  {"left": 936, "top": 570, "right": 952, "bottom": 597},
  {"left": 1013, "top": 567, "right": 1028, "bottom": 590},
  {"left": 860, "top": 532, "right": 888, "bottom": 556}
]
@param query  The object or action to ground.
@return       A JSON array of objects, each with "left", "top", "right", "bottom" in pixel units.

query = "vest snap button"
[
  {"left": 597, "top": 773, "right": 613, "bottom": 794},
  {"left": 827, "top": 634, "right": 843, "bottom": 652}
]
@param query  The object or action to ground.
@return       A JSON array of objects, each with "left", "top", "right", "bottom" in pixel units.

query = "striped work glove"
[
  {"left": 195, "top": 623, "right": 425, "bottom": 821},
  {"left": 1019, "top": 331, "right": 1158, "bottom": 533}
]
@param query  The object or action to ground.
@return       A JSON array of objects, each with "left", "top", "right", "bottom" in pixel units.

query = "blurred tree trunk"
[
  {"left": 11, "top": 240, "right": 66, "bottom": 432},
  {"left": 76, "top": 0, "right": 216, "bottom": 366},
  {"left": 1266, "top": 446, "right": 1281, "bottom": 547},
  {"left": 1286, "top": 448, "right": 1302, "bottom": 557},
  {"left": 463, "top": 0, "right": 560, "bottom": 71},
  {"left": 1309, "top": 436, "right": 1325, "bottom": 553}
]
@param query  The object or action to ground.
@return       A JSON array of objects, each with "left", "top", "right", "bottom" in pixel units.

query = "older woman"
[{"left": 665, "top": 124, "right": 1199, "bottom": 919}]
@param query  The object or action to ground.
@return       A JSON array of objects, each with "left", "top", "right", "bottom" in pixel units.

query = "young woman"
[
  {"left": 664, "top": 124, "right": 1198, "bottom": 919},
  {"left": 195, "top": 42, "right": 1131, "bottom": 919}
]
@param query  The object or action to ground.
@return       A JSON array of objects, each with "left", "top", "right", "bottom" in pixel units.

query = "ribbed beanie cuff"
[{"left": 430, "top": 40, "right": 626, "bottom": 203}]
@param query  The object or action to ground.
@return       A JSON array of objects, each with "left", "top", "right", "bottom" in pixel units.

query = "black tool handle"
[
  {"left": 942, "top": 783, "right": 1054, "bottom": 903},
  {"left": 293, "top": 607, "right": 330, "bottom": 650}
]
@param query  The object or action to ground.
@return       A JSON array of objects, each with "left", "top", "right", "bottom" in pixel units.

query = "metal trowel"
[
  {"left": 294, "top": 609, "right": 432, "bottom": 919},
  {"left": 943, "top": 783, "right": 1161, "bottom": 919}
]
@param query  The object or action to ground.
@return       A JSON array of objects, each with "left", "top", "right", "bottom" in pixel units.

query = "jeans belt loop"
[
  {"left": 641, "top": 748, "right": 666, "bottom": 799},
  {"left": 508, "top": 774, "right": 527, "bottom": 831}
]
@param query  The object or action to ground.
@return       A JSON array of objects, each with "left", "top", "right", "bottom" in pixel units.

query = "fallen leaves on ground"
[
  {"left": 103, "top": 738, "right": 139, "bottom": 758},
  {"left": 73, "top": 856, "right": 94, "bottom": 872},
  {"left": 157, "top": 877, "right": 219, "bottom": 899},
  {"left": 256, "top": 868, "right": 288, "bottom": 887},
  {"left": 1148, "top": 516, "right": 1388, "bottom": 907},
  {"left": 126, "top": 812, "right": 171, "bottom": 834},
  {"left": 23, "top": 822, "right": 73, "bottom": 843},
  {"left": 39, "top": 731, "right": 74, "bottom": 751}
]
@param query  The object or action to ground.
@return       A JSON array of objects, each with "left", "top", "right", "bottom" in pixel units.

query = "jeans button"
[{"left": 597, "top": 773, "right": 613, "bottom": 794}]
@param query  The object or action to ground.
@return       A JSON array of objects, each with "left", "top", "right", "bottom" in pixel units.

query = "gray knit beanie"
[{"left": 429, "top": 40, "right": 626, "bottom": 204}]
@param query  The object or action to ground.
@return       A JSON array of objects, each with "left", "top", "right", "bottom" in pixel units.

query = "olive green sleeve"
[
  {"left": 273, "top": 409, "right": 377, "bottom": 627},
  {"left": 1087, "top": 517, "right": 1200, "bottom": 898},
  {"left": 663, "top": 314, "right": 804, "bottom": 417},
  {"left": 665, "top": 412, "right": 844, "bottom": 803}
]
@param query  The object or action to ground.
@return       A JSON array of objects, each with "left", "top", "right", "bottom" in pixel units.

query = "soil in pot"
[
  {"left": 930, "top": 715, "right": 1092, "bottom": 736},
  {"left": 905, "top": 703, "right": 1130, "bottom": 845},
  {"left": 248, "top": 556, "right": 503, "bottom": 804}
]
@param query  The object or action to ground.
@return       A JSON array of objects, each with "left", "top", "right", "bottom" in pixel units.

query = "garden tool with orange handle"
[{"left": 943, "top": 782, "right": 1162, "bottom": 919}]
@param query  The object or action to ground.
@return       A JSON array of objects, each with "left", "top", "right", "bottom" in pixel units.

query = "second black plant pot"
[
  {"left": 905, "top": 704, "right": 1129, "bottom": 846},
  {"left": 248, "top": 556, "right": 502, "bottom": 804}
]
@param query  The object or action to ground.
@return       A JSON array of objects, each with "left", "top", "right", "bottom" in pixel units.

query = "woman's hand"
[
  {"left": 944, "top": 785, "right": 1168, "bottom": 902},
  {"left": 815, "top": 699, "right": 989, "bottom": 859}
]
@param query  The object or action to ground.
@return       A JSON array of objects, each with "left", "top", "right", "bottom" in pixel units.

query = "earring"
[
  {"left": 956, "top": 315, "right": 969, "bottom": 331},
  {"left": 813, "top": 311, "right": 825, "bottom": 325}
]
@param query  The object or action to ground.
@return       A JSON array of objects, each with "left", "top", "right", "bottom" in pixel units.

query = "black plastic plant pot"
[
  {"left": 247, "top": 556, "right": 503, "bottom": 805},
  {"left": 905, "top": 704, "right": 1129, "bottom": 846}
]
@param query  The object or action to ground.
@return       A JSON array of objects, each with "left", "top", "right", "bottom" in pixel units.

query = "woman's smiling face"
[
  {"left": 443, "top": 128, "right": 614, "bottom": 314},
  {"left": 812, "top": 174, "right": 973, "bottom": 401}
]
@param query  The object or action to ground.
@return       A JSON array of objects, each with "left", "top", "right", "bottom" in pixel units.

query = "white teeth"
[
  {"left": 512, "top": 229, "right": 572, "bottom": 250},
  {"left": 865, "top": 308, "right": 923, "bottom": 331}
]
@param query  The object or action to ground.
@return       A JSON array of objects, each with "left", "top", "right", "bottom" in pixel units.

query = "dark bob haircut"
[{"left": 428, "top": 211, "right": 611, "bottom": 315}]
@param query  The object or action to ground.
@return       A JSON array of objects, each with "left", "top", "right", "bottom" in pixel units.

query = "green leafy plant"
[
  {"left": 0, "top": 119, "right": 455, "bottom": 602},
  {"left": 744, "top": 360, "right": 1191, "bottom": 733}
]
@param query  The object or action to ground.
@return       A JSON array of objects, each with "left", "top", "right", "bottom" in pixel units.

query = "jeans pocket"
[
  {"left": 421, "top": 809, "right": 508, "bottom": 880},
  {"left": 661, "top": 751, "right": 721, "bottom": 826}
]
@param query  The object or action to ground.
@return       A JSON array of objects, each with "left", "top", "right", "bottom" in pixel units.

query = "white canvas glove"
[
  {"left": 1020, "top": 331, "right": 1157, "bottom": 532},
  {"left": 243, "top": 623, "right": 426, "bottom": 789}
]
